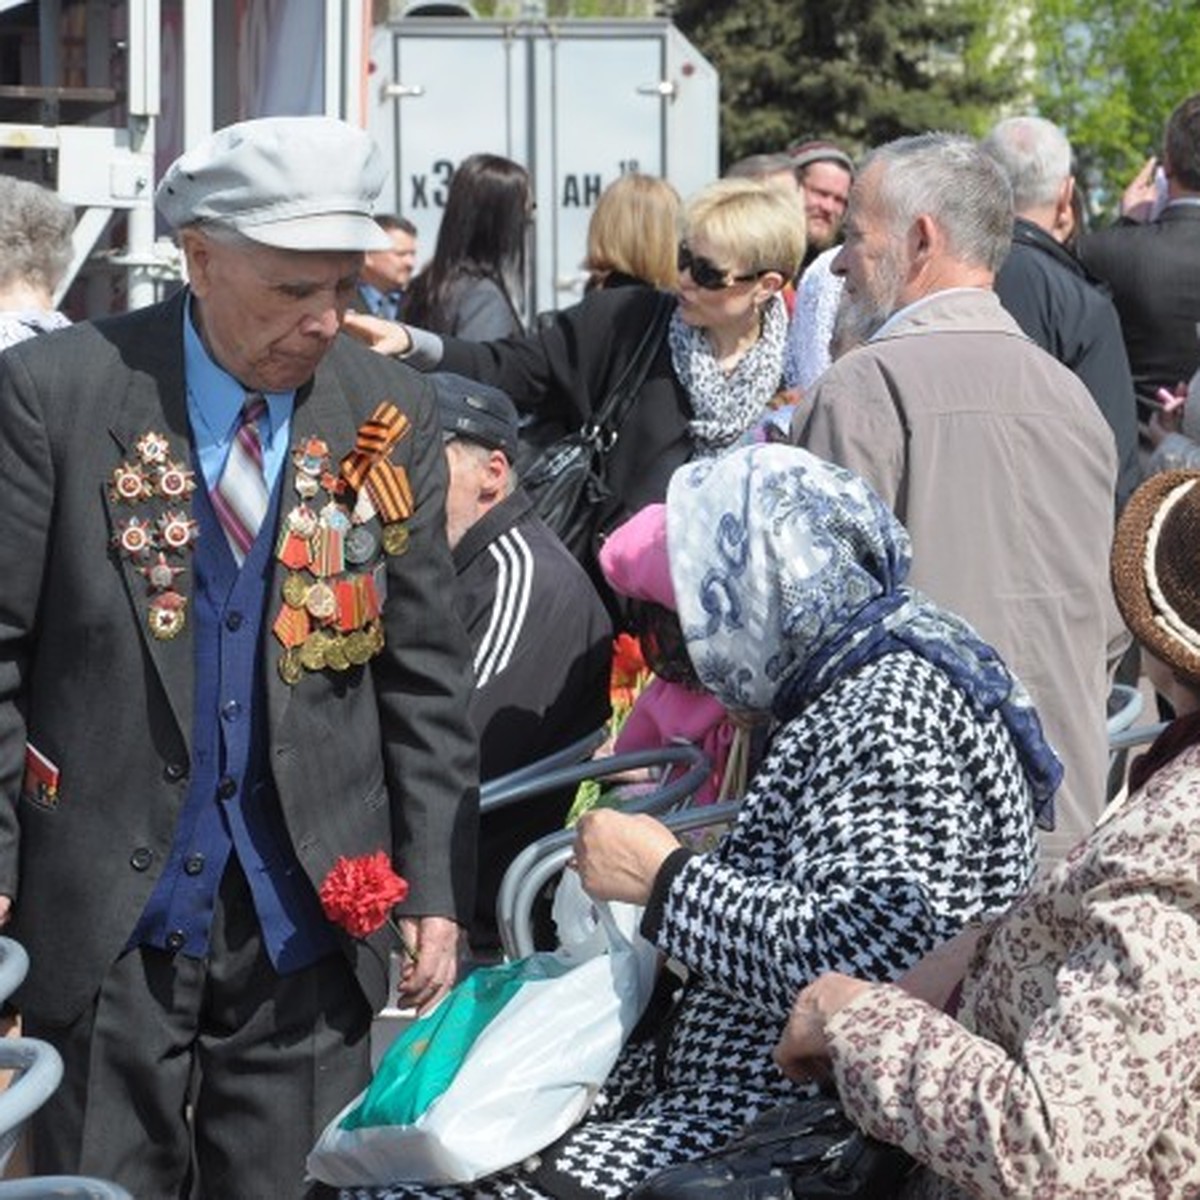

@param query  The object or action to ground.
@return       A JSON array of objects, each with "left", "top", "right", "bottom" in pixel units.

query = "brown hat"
[{"left": 1112, "top": 469, "right": 1200, "bottom": 685}]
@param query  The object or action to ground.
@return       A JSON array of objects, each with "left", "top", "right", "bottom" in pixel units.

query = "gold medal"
[
  {"left": 148, "top": 592, "right": 187, "bottom": 640},
  {"left": 282, "top": 572, "right": 311, "bottom": 609},
  {"left": 365, "top": 620, "right": 385, "bottom": 654},
  {"left": 278, "top": 647, "right": 304, "bottom": 685},
  {"left": 298, "top": 634, "right": 327, "bottom": 672},
  {"left": 324, "top": 637, "right": 350, "bottom": 672},
  {"left": 381, "top": 522, "right": 409, "bottom": 556},
  {"left": 343, "top": 629, "right": 372, "bottom": 665}
]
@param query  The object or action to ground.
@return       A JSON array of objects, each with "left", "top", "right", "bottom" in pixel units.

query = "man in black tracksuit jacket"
[{"left": 434, "top": 373, "right": 613, "bottom": 954}]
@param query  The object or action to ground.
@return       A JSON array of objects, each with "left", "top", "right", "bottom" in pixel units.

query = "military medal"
[
  {"left": 381, "top": 522, "right": 409, "bottom": 556},
  {"left": 278, "top": 647, "right": 304, "bottom": 685},
  {"left": 115, "top": 515, "right": 155, "bottom": 557},
  {"left": 141, "top": 552, "right": 184, "bottom": 591},
  {"left": 298, "top": 632, "right": 328, "bottom": 672},
  {"left": 156, "top": 461, "right": 197, "bottom": 500},
  {"left": 344, "top": 525, "right": 377, "bottom": 565},
  {"left": 282, "top": 572, "right": 310, "bottom": 609},
  {"left": 135, "top": 430, "right": 171, "bottom": 465},
  {"left": 343, "top": 629, "right": 372, "bottom": 665},
  {"left": 323, "top": 636, "right": 350, "bottom": 672},
  {"left": 111, "top": 462, "right": 153, "bottom": 503},
  {"left": 158, "top": 510, "right": 198, "bottom": 551},
  {"left": 148, "top": 591, "right": 187, "bottom": 640},
  {"left": 295, "top": 473, "right": 320, "bottom": 499},
  {"left": 305, "top": 580, "right": 337, "bottom": 621}
]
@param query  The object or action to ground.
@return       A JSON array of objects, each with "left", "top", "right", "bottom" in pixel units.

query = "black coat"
[
  {"left": 437, "top": 286, "right": 691, "bottom": 520},
  {"left": 995, "top": 217, "right": 1141, "bottom": 508}
]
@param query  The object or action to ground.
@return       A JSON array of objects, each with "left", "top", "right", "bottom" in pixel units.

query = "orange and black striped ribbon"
[{"left": 341, "top": 403, "right": 414, "bottom": 522}]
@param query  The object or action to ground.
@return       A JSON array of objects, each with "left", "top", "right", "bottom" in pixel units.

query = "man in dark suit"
[
  {"left": 0, "top": 116, "right": 477, "bottom": 1197},
  {"left": 983, "top": 115, "right": 1141, "bottom": 509},
  {"left": 1078, "top": 92, "right": 1200, "bottom": 425}
]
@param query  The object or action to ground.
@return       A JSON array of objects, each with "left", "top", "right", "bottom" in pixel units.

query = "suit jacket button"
[
  {"left": 184, "top": 853, "right": 205, "bottom": 876},
  {"left": 165, "top": 931, "right": 185, "bottom": 952},
  {"left": 163, "top": 761, "right": 189, "bottom": 783},
  {"left": 130, "top": 847, "right": 154, "bottom": 871},
  {"left": 217, "top": 776, "right": 238, "bottom": 800}
]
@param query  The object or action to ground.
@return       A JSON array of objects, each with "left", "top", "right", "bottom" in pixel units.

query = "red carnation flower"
[{"left": 319, "top": 851, "right": 412, "bottom": 945}]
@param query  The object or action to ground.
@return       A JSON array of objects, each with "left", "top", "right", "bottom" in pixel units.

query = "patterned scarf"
[
  {"left": 666, "top": 444, "right": 1063, "bottom": 827},
  {"left": 669, "top": 293, "right": 788, "bottom": 458}
]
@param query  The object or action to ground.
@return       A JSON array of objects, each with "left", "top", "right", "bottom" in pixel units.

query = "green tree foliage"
[
  {"left": 670, "top": 0, "right": 1024, "bottom": 167},
  {"left": 1027, "top": 0, "right": 1200, "bottom": 216}
]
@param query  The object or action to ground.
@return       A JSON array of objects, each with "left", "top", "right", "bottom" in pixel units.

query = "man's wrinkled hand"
[{"left": 395, "top": 915, "right": 461, "bottom": 1015}]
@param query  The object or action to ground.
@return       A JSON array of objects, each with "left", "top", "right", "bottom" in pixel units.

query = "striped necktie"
[{"left": 211, "top": 393, "right": 269, "bottom": 565}]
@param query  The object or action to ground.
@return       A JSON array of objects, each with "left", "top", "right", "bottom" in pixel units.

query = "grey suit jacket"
[{"left": 0, "top": 292, "right": 478, "bottom": 1023}]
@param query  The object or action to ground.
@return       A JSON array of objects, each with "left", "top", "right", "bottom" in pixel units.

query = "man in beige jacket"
[{"left": 793, "top": 132, "right": 1125, "bottom": 867}]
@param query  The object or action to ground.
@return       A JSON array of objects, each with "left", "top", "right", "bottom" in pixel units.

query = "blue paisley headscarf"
[{"left": 665, "top": 443, "right": 1061, "bottom": 828}]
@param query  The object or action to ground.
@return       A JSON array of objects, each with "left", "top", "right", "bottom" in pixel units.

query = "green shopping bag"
[{"left": 343, "top": 955, "right": 572, "bottom": 1130}]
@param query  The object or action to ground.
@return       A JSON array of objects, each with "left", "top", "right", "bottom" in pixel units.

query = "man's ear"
[
  {"left": 1054, "top": 176, "right": 1075, "bottom": 226},
  {"left": 479, "top": 449, "right": 510, "bottom": 501},
  {"left": 909, "top": 213, "right": 938, "bottom": 266},
  {"left": 179, "top": 228, "right": 214, "bottom": 298}
]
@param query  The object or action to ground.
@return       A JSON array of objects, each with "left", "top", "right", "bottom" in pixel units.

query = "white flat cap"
[{"left": 155, "top": 116, "right": 391, "bottom": 251}]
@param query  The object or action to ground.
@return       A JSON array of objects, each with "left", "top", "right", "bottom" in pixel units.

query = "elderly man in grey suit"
[
  {"left": 0, "top": 116, "right": 477, "bottom": 1197},
  {"left": 793, "top": 133, "right": 1126, "bottom": 869}
]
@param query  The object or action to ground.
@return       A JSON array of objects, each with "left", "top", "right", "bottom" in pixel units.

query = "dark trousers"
[{"left": 25, "top": 859, "right": 372, "bottom": 1199}]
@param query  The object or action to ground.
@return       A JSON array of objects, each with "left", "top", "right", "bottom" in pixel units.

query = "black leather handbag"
[
  {"left": 626, "top": 1095, "right": 917, "bottom": 1200},
  {"left": 520, "top": 294, "right": 672, "bottom": 563}
]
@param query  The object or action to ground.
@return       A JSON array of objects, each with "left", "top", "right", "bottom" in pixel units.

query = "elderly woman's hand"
[
  {"left": 342, "top": 310, "right": 413, "bottom": 357},
  {"left": 572, "top": 809, "right": 681, "bottom": 905},
  {"left": 773, "top": 972, "right": 872, "bottom": 1084}
]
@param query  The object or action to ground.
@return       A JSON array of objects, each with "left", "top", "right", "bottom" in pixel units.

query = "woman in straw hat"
[{"left": 763, "top": 468, "right": 1200, "bottom": 1200}]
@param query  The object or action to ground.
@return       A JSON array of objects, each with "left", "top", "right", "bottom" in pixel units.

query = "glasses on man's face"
[{"left": 677, "top": 243, "right": 772, "bottom": 291}]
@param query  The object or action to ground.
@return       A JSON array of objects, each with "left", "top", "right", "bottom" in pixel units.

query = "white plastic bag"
[{"left": 307, "top": 873, "right": 659, "bottom": 1187}]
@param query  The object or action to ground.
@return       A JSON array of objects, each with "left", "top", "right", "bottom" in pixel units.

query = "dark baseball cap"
[{"left": 431, "top": 373, "right": 520, "bottom": 461}]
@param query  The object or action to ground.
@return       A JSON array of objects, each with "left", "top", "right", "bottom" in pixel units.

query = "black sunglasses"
[{"left": 677, "top": 243, "right": 774, "bottom": 291}]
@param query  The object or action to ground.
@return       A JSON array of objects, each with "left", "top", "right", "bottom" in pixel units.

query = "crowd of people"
[{"left": 2, "top": 86, "right": 1200, "bottom": 1200}]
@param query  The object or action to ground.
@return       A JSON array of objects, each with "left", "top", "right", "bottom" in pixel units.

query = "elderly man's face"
[
  {"left": 830, "top": 164, "right": 909, "bottom": 340},
  {"left": 183, "top": 230, "right": 362, "bottom": 393},
  {"left": 800, "top": 161, "right": 852, "bottom": 250}
]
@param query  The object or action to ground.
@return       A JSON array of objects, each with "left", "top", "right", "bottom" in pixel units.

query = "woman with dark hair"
[{"left": 404, "top": 153, "right": 530, "bottom": 340}]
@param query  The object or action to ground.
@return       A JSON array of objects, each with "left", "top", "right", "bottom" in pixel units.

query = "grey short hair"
[
  {"left": 0, "top": 177, "right": 74, "bottom": 293},
  {"left": 981, "top": 117, "right": 1071, "bottom": 213},
  {"left": 865, "top": 133, "right": 1014, "bottom": 273}
]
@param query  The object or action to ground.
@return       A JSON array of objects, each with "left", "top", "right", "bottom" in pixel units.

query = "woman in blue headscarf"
[{"left": 358, "top": 443, "right": 1053, "bottom": 1200}]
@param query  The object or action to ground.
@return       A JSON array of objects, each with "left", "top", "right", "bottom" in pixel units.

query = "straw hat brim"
[{"left": 1111, "top": 468, "right": 1200, "bottom": 685}]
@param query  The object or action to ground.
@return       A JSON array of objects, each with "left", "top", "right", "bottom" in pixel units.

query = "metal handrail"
[
  {"left": 484, "top": 741, "right": 710, "bottom": 815},
  {"left": 479, "top": 725, "right": 609, "bottom": 814},
  {"left": 495, "top": 752, "right": 725, "bottom": 960}
]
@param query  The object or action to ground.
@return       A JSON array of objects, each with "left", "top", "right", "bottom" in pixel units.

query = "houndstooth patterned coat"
[{"left": 347, "top": 649, "right": 1039, "bottom": 1200}]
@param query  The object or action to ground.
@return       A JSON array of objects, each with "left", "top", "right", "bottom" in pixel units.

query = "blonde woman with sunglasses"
[{"left": 344, "top": 178, "right": 806, "bottom": 592}]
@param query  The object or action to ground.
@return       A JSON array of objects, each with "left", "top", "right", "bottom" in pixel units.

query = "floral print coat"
[{"left": 825, "top": 742, "right": 1200, "bottom": 1199}]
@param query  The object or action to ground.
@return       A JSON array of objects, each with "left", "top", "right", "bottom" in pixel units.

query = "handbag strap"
[{"left": 589, "top": 292, "right": 674, "bottom": 441}]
